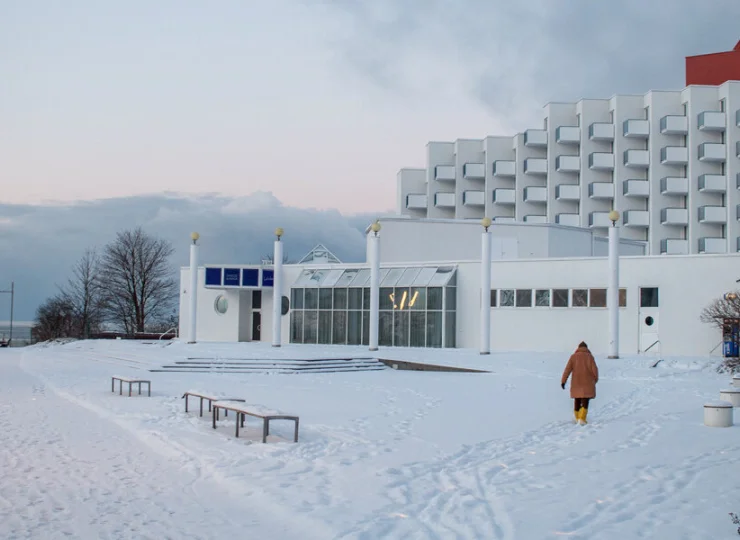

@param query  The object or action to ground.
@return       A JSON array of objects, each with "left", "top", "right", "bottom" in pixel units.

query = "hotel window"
[
  {"left": 589, "top": 288, "right": 607, "bottom": 308},
  {"left": 619, "top": 288, "right": 627, "bottom": 307},
  {"left": 535, "top": 289, "right": 550, "bottom": 307},
  {"left": 640, "top": 287, "right": 659, "bottom": 307},
  {"left": 552, "top": 289, "right": 569, "bottom": 307},
  {"left": 500, "top": 289, "right": 515, "bottom": 307},
  {"left": 516, "top": 289, "right": 532, "bottom": 307},
  {"left": 572, "top": 289, "right": 588, "bottom": 307}
]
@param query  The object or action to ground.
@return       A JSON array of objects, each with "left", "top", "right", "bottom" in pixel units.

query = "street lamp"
[
  {"left": 188, "top": 232, "right": 200, "bottom": 344},
  {"left": 368, "top": 220, "right": 381, "bottom": 351},
  {"left": 272, "top": 227, "right": 284, "bottom": 347},
  {"left": 0, "top": 282, "right": 14, "bottom": 347}
]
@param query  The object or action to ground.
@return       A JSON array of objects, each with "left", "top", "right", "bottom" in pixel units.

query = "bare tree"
[
  {"left": 700, "top": 291, "right": 740, "bottom": 331},
  {"left": 32, "top": 295, "right": 76, "bottom": 341},
  {"left": 59, "top": 248, "right": 106, "bottom": 338},
  {"left": 100, "top": 227, "right": 177, "bottom": 334}
]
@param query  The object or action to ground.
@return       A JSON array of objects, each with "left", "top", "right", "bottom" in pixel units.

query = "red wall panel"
[{"left": 686, "top": 41, "right": 740, "bottom": 86}]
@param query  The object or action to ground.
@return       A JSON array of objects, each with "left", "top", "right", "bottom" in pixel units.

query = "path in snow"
[{"left": 0, "top": 352, "right": 310, "bottom": 540}]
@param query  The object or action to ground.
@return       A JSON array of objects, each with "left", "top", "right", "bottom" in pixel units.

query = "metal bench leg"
[
  {"left": 208, "top": 400, "right": 212, "bottom": 412},
  {"left": 129, "top": 382, "right": 132, "bottom": 397},
  {"left": 119, "top": 380, "right": 123, "bottom": 395},
  {"left": 236, "top": 415, "right": 240, "bottom": 438},
  {"left": 199, "top": 397, "right": 204, "bottom": 417},
  {"left": 148, "top": 383, "right": 151, "bottom": 397},
  {"left": 294, "top": 419, "right": 299, "bottom": 443},
  {"left": 240, "top": 413, "right": 245, "bottom": 428},
  {"left": 185, "top": 394, "right": 189, "bottom": 412},
  {"left": 262, "top": 419, "right": 268, "bottom": 443},
  {"left": 212, "top": 407, "right": 217, "bottom": 429},
  {"left": 111, "top": 378, "right": 114, "bottom": 392}
]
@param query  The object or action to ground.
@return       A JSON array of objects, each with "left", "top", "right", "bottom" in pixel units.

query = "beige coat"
[{"left": 561, "top": 345, "right": 599, "bottom": 399}]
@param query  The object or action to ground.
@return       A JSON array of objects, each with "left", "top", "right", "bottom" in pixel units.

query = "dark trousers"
[{"left": 574, "top": 398, "right": 590, "bottom": 411}]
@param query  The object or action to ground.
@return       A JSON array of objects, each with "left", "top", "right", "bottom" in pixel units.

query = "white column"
[
  {"left": 188, "top": 234, "right": 199, "bottom": 344},
  {"left": 608, "top": 224, "right": 620, "bottom": 359},
  {"left": 272, "top": 236, "right": 283, "bottom": 347},
  {"left": 368, "top": 232, "right": 380, "bottom": 351},
  {"left": 480, "top": 230, "right": 492, "bottom": 354}
]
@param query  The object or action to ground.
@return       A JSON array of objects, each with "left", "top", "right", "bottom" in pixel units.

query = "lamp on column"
[
  {"left": 188, "top": 232, "right": 200, "bottom": 344},
  {"left": 607, "top": 210, "right": 620, "bottom": 359},
  {"left": 272, "top": 227, "right": 284, "bottom": 347},
  {"left": 480, "top": 217, "right": 492, "bottom": 355},
  {"left": 369, "top": 220, "right": 381, "bottom": 351}
]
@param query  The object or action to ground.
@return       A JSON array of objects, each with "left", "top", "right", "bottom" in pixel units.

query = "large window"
[{"left": 290, "top": 266, "right": 457, "bottom": 348}]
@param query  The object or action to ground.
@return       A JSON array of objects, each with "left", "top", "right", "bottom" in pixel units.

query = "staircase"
[{"left": 150, "top": 356, "right": 388, "bottom": 374}]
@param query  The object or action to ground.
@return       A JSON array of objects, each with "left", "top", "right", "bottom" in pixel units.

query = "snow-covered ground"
[{"left": 1, "top": 340, "right": 739, "bottom": 539}]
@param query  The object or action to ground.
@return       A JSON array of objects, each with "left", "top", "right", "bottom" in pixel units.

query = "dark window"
[
  {"left": 304, "top": 289, "right": 318, "bottom": 310},
  {"left": 500, "top": 289, "right": 515, "bottom": 307},
  {"left": 572, "top": 289, "right": 588, "bottom": 307},
  {"left": 333, "top": 288, "right": 347, "bottom": 310},
  {"left": 516, "top": 289, "right": 532, "bottom": 307},
  {"left": 535, "top": 289, "right": 550, "bottom": 307},
  {"left": 319, "top": 288, "right": 332, "bottom": 310},
  {"left": 348, "top": 289, "right": 362, "bottom": 310},
  {"left": 252, "top": 290, "right": 262, "bottom": 309},
  {"left": 281, "top": 296, "right": 290, "bottom": 315},
  {"left": 446, "top": 287, "right": 456, "bottom": 311},
  {"left": 490, "top": 289, "right": 497, "bottom": 307},
  {"left": 552, "top": 289, "right": 569, "bottom": 307},
  {"left": 640, "top": 287, "right": 659, "bottom": 307},
  {"left": 427, "top": 287, "right": 443, "bottom": 310},
  {"left": 291, "top": 288, "right": 304, "bottom": 310},
  {"left": 589, "top": 289, "right": 607, "bottom": 308},
  {"left": 619, "top": 288, "right": 627, "bottom": 307}
]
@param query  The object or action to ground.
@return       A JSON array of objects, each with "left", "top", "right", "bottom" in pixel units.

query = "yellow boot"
[{"left": 578, "top": 407, "right": 589, "bottom": 425}]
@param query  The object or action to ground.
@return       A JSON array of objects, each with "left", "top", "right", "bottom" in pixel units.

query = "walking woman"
[{"left": 561, "top": 341, "right": 599, "bottom": 425}]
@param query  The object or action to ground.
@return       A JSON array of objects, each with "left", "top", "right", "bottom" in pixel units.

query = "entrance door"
[
  {"left": 638, "top": 287, "right": 659, "bottom": 354},
  {"left": 252, "top": 312, "right": 261, "bottom": 342}
]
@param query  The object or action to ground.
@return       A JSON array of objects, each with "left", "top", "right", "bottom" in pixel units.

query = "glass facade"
[{"left": 290, "top": 266, "right": 457, "bottom": 348}]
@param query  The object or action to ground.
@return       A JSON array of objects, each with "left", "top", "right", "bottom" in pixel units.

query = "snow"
[{"left": 2, "top": 339, "right": 740, "bottom": 539}]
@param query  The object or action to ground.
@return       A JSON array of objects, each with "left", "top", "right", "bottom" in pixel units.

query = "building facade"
[{"left": 397, "top": 49, "right": 740, "bottom": 256}]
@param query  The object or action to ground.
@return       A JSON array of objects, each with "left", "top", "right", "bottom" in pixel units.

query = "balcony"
[
  {"left": 523, "top": 158, "right": 548, "bottom": 175},
  {"left": 660, "top": 115, "right": 688, "bottom": 135},
  {"left": 555, "top": 184, "right": 580, "bottom": 201},
  {"left": 698, "top": 111, "right": 725, "bottom": 132},
  {"left": 556, "top": 155, "right": 580, "bottom": 173},
  {"left": 405, "top": 194, "right": 428, "bottom": 209},
  {"left": 698, "top": 143, "right": 726, "bottom": 162},
  {"left": 623, "top": 210, "right": 650, "bottom": 228},
  {"left": 660, "top": 176, "right": 689, "bottom": 196},
  {"left": 462, "top": 190, "right": 485, "bottom": 206},
  {"left": 660, "top": 146, "right": 689, "bottom": 165},
  {"left": 623, "top": 179, "right": 650, "bottom": 198},
  {"left": 698, "top": 174, "right": 726, "bottom": 193},
  {"left": 463, "top": 163, "right": 485, "bottom": 179},
  {"left": 698, "top": 205, "right": 726, "bottom": 223},
  {"left": 524, "top": 129, "right": 547, "bottom": 147},
  {"left": 624, "top": 150, "right": 650, "bottom": 168},
  {"left": 492, "top": 160, "right": 516, "bottom": 177},
  {"left": 523, "top": 215, "right": 547, "bottom": 224},
  {"left": 556, "top": 126, "right": 580, "bottom": 144},
  {"left": 493, "top": 216, "right": 516, "bottom": 223},
  {"left": 433, "top": 192, "right": 455, "bottom": 208},
  {"left": 699, "top": 238, "right": 727, "bottom": 254},
  {"left": 623, "top": 119, "right": 650, "bottom": 138},
  {"left": 588, "top": 152, "right": 615, "bottom": 171},
  {"left": 588, "top": 182, "right": 614, "bottom": 199},
  {"left": 588, "top": 212, "right": 611, "bottom": 228},
  {"left": 556, "top": 214, "right": 580, "bottom": 226},
  {"left": 434, "top": 165, "right": 456, "bottom": 181},
  {"left": 589, "top": 122, "right": 615, "bottom": 141},
  {"left": 660, "top": 239, "right": 689, "bottom": 255},
  {"left": 492, "top": 188, "right": 516, "bottom": 205},
  {"left": 660, "top": 208, "right": 689, "bottom": 226},
  {"left": 523, "top": 186, "right": 548, "bottom": 203}
]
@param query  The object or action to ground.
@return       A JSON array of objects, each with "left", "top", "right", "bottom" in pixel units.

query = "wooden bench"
[
  {"left": 212, "top": 400, "right": 299, "bottom": 443},
  {"left": 182, "top": 391, "right": 246, "bottom": 417},
  {"left": 111, "top": 375, "right": 151, "bottom": 397}
]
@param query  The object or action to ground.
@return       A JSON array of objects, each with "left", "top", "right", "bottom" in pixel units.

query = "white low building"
[{"left": 179, "top": 219, "right": 737, "bottom": 357}]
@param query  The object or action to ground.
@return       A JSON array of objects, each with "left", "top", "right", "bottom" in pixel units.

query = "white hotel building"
[
  {"left": 179, "top": 45, "right": 740, "bottom": 358},
  {"left": 398, "top": 85, "right": 740, "bottom": 256}
]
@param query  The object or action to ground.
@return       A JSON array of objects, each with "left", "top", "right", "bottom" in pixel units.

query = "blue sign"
[
  {"left": 224, "top": 268, "right": 241, "bottom": 287},
  {"left": 262, "top": 269, "right": 274, "bottom": 287},
  {"left": 205, "top": 267, "right": 222, "bottom": 286},
  {"left": 242, "top": 268, "right": 259, "bottom": 287}
]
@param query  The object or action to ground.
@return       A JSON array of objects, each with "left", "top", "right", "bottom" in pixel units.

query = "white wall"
[
  {"left": 179, "top": 267, "right": 241, "bottom": 343},
  {"left": 453, "top": 253, "right": 737, "bottom": 356}
]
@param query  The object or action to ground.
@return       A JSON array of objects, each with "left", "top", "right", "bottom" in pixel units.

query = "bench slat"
[{"left": 213, "top": 400, "right": 296, "bottom": 419}]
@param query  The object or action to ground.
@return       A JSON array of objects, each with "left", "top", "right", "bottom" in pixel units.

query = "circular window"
[
  {"left": 214, "top": 295, "right": 228, "bottom": 315},
  {"left": 645, "top": 316, "right": 654, "bottom": 327},
  {"left": 281, "top": 296, "right": 290, "bottom": 316}
]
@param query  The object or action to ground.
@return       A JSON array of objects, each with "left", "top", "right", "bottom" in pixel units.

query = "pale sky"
[{"left": 2, "top": 1, "right": 738, "bottom": 213}]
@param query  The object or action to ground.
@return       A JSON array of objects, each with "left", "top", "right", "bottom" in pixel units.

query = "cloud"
[
  {"left": 313, "top": 0, "right": 740, "bottom": 130},
  {"left": 0, "top": 193, "right": 387, "bottom": 320}
]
